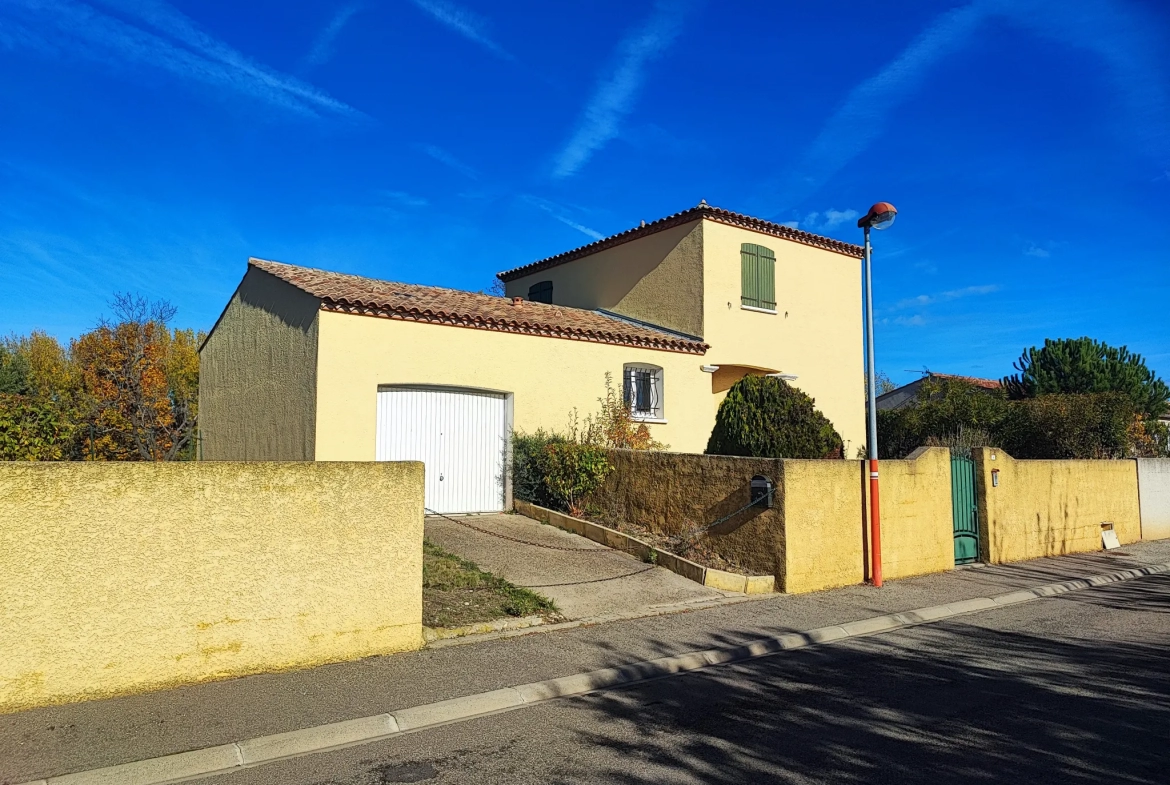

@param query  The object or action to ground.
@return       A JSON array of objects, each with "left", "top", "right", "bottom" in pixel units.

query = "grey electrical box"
[{"left": 750, "top": 475, "right": 774, "bottom": 509}]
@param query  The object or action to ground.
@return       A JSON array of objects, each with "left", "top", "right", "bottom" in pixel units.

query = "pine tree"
[{"left": 1002, "top": 337, "right": 1169, "bottom": 419}]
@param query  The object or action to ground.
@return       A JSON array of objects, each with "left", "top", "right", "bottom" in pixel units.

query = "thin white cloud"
[
  {"left": 382, "top": 190, "right": 428, "bottom": 208},
  {"left": 781, "top": 1, "right": 988, "bottom": 204},
  {"left": 801, "top": 208, "right": 860, "bottom": 233},
  {"left": 420, "top": 144, "right": 479, "bottom": 180},
  {"left": 778, "top": 0, "right": 1170, "bottom": 206},
  {"left": 303, "top": 3, "right": 363, "bottom": 69},
  {"left": 551, "top": 0, "right": 693, "bottom": 179},
  {"left": 408, "top": 0, "right": 513, "bottom": 60},
  {"left": 1024, "top": 243, "right": 1050, "bottom": 258},
  {"left": 0, "top": 0, "right": 358, "bottom": 117},
  {"left": 521, "top": 195, "right": 604, "bottom": 240},
  {"left": 892, "top": 284, "right": 1000, "bottom": 310},
  {"left": 780, "top": 220, "right": 800, "bottom": 229}
]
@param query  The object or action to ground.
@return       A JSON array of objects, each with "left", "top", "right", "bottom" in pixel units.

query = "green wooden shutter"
[
  {"left": 758, "top": 245, "right": 776, "bottom": 310},
  {"left": 741, "top": 244, "right": 760, "bottom": 308},
  {"left": 741, "top": 243, "right": 775, "bottom": 309}
]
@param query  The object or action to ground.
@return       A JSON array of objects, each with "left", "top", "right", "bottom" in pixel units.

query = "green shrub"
[
  {"left": 0, "top": 394, "right": 77, "bottom": 460},
  {"left": 706, "top": 375, "right": 843, "bottom": 459},
  {"left": 543, "top": 441, "right": 611, "bottom": 517},
  {"left": 876, "top": 379, "right": 1155, "bottom": 460},
  {"left": 877, "top": 378, "right": 1008, "bottom": 459},
  {"left": 995, "top": 392, "right": 1135, "bottom": 459},
  {"left": 1003, "top": 337, "right": 1169, "bottom": 419},
  {"left": 511, "top": 430, "right": 561, "bottom": 508}
]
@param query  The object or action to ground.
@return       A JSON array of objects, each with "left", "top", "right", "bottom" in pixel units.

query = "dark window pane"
[{"left": 528, "top": 281, "right": 553, "bottom": 303}]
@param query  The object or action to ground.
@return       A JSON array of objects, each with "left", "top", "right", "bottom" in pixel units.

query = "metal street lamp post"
[{"left": 858, "top": 201, "right": 897, "bottom": 587}]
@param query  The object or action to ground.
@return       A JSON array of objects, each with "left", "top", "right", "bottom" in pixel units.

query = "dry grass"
[{"left": 422, "top": 540, "right": 559, "bottom": 628}]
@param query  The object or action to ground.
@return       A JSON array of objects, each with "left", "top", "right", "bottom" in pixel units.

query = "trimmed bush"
[
  {"left": 706, "top": 375, "right": 843, "bottom": 459},
  {"left": 511, "top": 430, "right": 562, "bottom": 509},
  {"left": 996, "top": 392, "right": 1135, "bottom": 459},
  {"left": 511, "top": 430, "right": 611, "bottom": 516}
]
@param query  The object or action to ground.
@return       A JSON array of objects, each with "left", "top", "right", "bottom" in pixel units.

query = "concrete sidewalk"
[
  {"left": 424, "top": 513, "right": 732, "bottom": 620},
  {"left": 4, "top": 539, "right": 1169, "bottom": 784}
]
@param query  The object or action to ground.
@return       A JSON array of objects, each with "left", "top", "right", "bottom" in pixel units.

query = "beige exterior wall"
[
  {"left": 701, "top": 221, "right": 865, "bottom": 454},
  {"left": 781, "top": 460, "right": 866, "bottom": 593},
  {"left": 314, "top": 311, "right": 714, "bottom": 458},
  {"left": 973, "top": 449, "right": 1141, "bottom": 563},
  {"left": 503, "top": 221, "right": 705, "bottom": 338},
  {"left": 199, "top": 268, "right": 320, "bottom": 460},
  {"left": 870, "top": 447, "right": 955, "bottom": 581},
  {"left": 0, "top": 461, "right": 423, "bottom": 713}
]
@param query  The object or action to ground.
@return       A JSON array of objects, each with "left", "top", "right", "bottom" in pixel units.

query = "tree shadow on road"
[{"left": 550, "top": 576, "right": 1170, "bottom": 785}]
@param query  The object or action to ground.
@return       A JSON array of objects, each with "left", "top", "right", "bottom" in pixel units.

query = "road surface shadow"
[{"left": 547, "top": 574, "right": 1170, "bottom": 784}]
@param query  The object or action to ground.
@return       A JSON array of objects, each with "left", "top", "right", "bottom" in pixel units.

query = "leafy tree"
[
  {"left": 877, "top": 377, "right": 1007, "bottom": 459},
  {"left": 0, "top": 341, "right": 31, "bottom": 395},
  {"left": 72, "top": 294, "right": 203, "bottom": 461},
  {"left": 706, "top": 375, "right": 843, "bottom": 459},
  {"left": 1003, "top": 337, "right": 1169, "bottom": 419},
  {"left": 0, "top": 394, "right": 77, "bottom": 461},
  {"left": 0, "top": 333, "right": 80, "bottom": 460},
  {"left": 864, "top": 370, "right": 897, "bottom": 400}
]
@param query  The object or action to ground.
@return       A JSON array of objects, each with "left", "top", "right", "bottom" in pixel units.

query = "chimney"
[{"left": 512, "top": 297, "right": 523, "bottom": 306}]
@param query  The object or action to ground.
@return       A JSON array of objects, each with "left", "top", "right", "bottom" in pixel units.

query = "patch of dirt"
[
  {"left": 595, "top": 516, "right": 756, "bottom": 574},
  {"left": 422, "top": 540, "right": 561, "bottom": 629}
]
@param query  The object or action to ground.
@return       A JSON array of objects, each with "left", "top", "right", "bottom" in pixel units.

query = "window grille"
[{"left": 623, "top": 365, "right": 663, "bottom": 420}]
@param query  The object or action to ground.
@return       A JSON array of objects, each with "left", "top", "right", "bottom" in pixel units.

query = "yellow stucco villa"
[{"left": 199, "top": 202, "right": 865, "bottom": 513}]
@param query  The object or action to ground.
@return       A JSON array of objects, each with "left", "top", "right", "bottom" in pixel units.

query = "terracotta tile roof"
[
  {"left": 929, "top": 372, "right": 1003, "bottom": 390},
  {"left": 497, "top": 202, "right": 865, "bottom": 282},
  {"left": 249, "top": 258, "right": 708, "bottom": 355}
]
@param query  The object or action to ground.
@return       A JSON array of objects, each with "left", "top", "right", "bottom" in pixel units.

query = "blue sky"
[{"left": 1, "top": 0, "right": 1167, "bottom": 385}]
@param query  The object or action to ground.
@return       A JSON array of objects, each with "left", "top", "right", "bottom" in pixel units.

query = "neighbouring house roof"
[
  {"left": 927, "top": 373, "right": 1003, "bottom": 391},
  {"left": 496, "top": 202, "right": 865, "bottom": 282},
  {"left": 876, "top": 372, "right": 1004, "bottom": 411},
  {"left": 248, "top": 258, "right": 709, "bottom": 355}
]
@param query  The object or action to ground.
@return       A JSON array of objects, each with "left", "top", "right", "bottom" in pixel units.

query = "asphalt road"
[{"left": 198, "top": 570, "right": 1170, "bottom": 785}]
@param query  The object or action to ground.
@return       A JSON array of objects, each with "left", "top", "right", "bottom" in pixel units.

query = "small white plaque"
[{"left": 1102, "top": 530, "right": 1121, "bottom": 550}]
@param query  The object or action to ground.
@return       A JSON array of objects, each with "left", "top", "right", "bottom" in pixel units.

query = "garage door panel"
[{"left": 376, "top": 387, "right": 508, "bottom": 514}]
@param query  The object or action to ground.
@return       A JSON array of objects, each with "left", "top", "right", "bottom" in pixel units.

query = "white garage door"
[{"left": 376, "top": 386, "right": 509, "bottom": 514}]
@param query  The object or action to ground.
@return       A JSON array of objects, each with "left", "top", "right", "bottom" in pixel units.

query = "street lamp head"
[{"left": 858, "top": 202, "right": 898, "bottom": 231}]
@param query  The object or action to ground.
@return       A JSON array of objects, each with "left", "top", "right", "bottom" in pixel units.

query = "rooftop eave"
[
  {"left": 319, "top": 299, "right": 709, "bottom": 355},
  {"left": 497, "top": 203, "right": 865, "bottom": 282}
]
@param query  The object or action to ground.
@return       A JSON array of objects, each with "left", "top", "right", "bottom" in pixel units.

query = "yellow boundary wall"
[
  {"left": 0, "top": 462, "right": 424, "bottom": 714},
  {"left": 592, "top": 447, "right": 955, "bottom": 594},
  {"left": 973, "top": 448, "right": 1140, "bottom": 563}
]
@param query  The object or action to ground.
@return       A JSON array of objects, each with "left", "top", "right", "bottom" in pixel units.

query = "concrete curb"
[
  {"left": 422, "top": 614, "right": 550, "bottom": 642},
  {"left": 23, "top": 561, "right": 1169, "bottom": 785}
]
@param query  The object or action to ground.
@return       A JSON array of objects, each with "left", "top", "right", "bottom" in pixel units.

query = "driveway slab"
[{"left": 423, "top": 513, "right": 731, "bottom": 620}]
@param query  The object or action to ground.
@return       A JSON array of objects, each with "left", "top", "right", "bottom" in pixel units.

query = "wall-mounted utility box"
[{"left": 751, "top": 475, "right": 775, "bottom": 509}]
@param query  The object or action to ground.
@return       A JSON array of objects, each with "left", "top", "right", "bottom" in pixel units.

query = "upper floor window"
[
  {"left": 623, "top": 364, "right": 664, "bottom": 421},
  {"left": 741, "top": 243, "right": 776, "bottom": 311},
  {"left": 528, "top": 281, "right": 553, "bottom": 304}
]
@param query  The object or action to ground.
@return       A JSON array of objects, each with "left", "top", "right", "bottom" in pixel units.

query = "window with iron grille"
[
  {"left": 741, "top": 243, "right": 776, "bottom": 310},
  {"left": 623, "top": 364, "right": 664, "bottom": 420},
  {"left": 528, "top": 280, "right": 553, "bottom": 303}
]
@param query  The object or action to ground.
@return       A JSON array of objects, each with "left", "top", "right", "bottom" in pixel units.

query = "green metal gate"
[{"left": 951, "top": 455, "right": 980, "bottom": 564}]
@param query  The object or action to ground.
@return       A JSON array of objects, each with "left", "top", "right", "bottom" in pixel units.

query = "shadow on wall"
[{"left": 544, "top": 575, "right": 1170, "bottom": 785}]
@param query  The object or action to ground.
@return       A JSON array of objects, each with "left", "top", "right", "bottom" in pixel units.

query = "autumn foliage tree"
[
  {"left": 73, "top": 294, "right": 201, "bottom": 461},
  {"left": 0, "top": 294, "right": 203, "bottom": 461}
]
